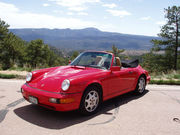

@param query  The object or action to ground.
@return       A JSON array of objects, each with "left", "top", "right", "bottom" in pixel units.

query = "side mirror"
[{"left": 110, "top": 66, "right": 120, "bottom": 71}]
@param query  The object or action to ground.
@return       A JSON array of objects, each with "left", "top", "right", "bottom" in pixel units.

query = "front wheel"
[
  {"left": 79, "top": 86, "right": 101, "bottom": 115},
  {"left": 135, "top": 76, "right": 146, "bottom": 94}
]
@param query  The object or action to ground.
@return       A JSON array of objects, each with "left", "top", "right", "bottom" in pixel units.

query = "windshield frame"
[{"left": 70, "top": 51, "right": 113, "bottom": 70}]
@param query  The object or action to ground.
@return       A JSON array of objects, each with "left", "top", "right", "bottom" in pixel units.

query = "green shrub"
[
  {"left": 173, "top": 74, "right": 180, "bottom": 79},
  {"left": 0, "top": 73, "right": 17, "bottom": 79},
  {"left": 9, "top": 67, "right": 32, "bottom": 72},
  {"left": 150, "top": 79, "right": 180, "bottom": 85}
]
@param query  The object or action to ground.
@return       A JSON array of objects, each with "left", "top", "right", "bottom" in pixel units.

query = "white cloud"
[
  {"left": 77, "top": 12, "right": 88, "bottom": 16},
  {"left": 47, "top": 0, "right": 102, "bottom": 14},
  {"left": 48, "top": 0, "right": 100, "bottom": 8},
  {"left": 67, "top": 11, "right": 88, "bottom": 16},
  {"left": 156, "top": 21, "right": 166, "bottom": 25},
  {"left": 0, "top": 2, "right": 19, "bottom": 13},
  {"left": 0, "top": 2, "right": 96, "bottom": 29},
  {"left": 52, "top": 10, "right": 64, "bottom": 13},
  {"left": 107, "top": 9, "right": 131, "bottom": 17},
  {"left": 102, "top": 3, "right": 117, "bottom": 8},
  {"left": 43, "top": 3, "right": 50, "bottom": 7},
  {"left": 140, "top": 16, "right": 151, "bottom": 21},
  {"left": 48, "top": 0, "right": 101, "bottom": 12},
  {"left": 68, "top": 7, "right": 86, "bottom": 11},
  {"left": 67, "top": 12, "right": 74, "bottom": 15}
]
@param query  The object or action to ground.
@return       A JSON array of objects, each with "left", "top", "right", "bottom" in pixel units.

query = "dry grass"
[
  {"left": 0, "top": 70, "right": 27, "bottom": 79},
  {"left": 150, "top": 70, "right": 180, "bottom": 85}
]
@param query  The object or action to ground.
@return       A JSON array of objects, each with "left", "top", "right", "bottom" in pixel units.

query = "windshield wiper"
[{"left": 70, "top": 65, "right": 85, "bottom": 69}]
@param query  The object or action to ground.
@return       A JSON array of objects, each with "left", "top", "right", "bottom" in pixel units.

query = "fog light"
[
  {"left": 21, "top": 88, "right": 24, "bottom": 93},
  {"left": 60, "top": 98, "right": 74, "bottom": 104},
  {"left": 49, "top": 98, "right": 60, "bottom": 104}
]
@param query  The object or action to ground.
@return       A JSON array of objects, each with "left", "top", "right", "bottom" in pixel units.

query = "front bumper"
[{"left": 21, "top": 83, "right": 82, "bottom": 111}]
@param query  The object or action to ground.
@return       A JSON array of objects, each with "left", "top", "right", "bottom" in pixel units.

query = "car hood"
[{"left": 28, "top": 66, "right": 103, "bottom": 93}]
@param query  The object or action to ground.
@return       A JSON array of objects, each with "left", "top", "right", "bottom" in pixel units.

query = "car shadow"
[{"left": 14, "top": 90, "right": 149, "bottom": 129}]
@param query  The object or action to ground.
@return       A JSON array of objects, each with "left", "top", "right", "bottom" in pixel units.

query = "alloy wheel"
[{"left": 84, "top": 90, "right": 99, "bottom": 112}]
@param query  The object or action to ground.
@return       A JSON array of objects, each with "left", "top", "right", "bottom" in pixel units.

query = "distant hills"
[{"left": 10, "top": 28, "right": 157, "bottom": 50}]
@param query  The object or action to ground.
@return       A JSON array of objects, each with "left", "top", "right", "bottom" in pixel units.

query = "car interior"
[{"left": 114, "top": 57, "right": 139, "bottom": 68}]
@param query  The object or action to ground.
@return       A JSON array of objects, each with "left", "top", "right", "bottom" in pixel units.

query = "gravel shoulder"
[{"left": 0, "top": 70, "right": 28, "bottom": 76}]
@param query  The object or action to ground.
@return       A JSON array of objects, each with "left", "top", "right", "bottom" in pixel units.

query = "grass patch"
[
  {"left": 9, "top": 67, "right": 32, "bottom": 72},
  {"left": 151, "top": 70, "right": 180, "bottom": 81},
  {"left": 0, "top": 73, "right": 17, "bottom": 79},
  {"left": 173, "top": 74, "right": 180, "bottom": 79},
  {"left": 150, "top": 79, "right": 180, "bottom": 85}
]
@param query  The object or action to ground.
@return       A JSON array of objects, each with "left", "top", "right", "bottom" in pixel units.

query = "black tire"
[
  {"left": 135, "top": 76, "right": 146, "bottom": 95},
  {"left": 79, "top": 86, "right": 102, "bottom": 115}
]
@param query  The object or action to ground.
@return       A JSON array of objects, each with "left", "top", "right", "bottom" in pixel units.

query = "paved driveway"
[{"left": 0, "top": 79, "right": 180, "bottom": 135}]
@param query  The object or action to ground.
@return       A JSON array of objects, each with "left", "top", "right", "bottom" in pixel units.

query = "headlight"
[
  {"left": 61, "top": 79, "right": 70, "bottom": 91},
  {"left": 26, "top": 72, "right": 32, "bottom": 82}
]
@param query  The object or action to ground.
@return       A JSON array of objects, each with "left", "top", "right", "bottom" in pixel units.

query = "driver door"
[{"left": 108, "top": 58, "right": 137, "bottom": 96}]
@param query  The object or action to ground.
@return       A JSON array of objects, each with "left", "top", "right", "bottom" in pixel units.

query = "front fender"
[
  {"left": 31, "top": 66, "right": 59, "bottom": 81},
  {"left": 67, "top": 71, "right": 107, "bottom": 94},
  {"left": 84, "top": 80, "right": 102, "bottom": 90}
]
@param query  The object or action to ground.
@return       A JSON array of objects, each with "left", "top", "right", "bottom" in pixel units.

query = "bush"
[
  {"left": 8, "top": 66, "right": 32, "bottom": 72},
  {"left": 173, "top": 74, "right": 180, "bottom": 79},
  {"left": 0, "top": 73, "right": 17, "bottom": 79},
  {"left": 150, "top": 79, "right": 180, "bottom": 85}
]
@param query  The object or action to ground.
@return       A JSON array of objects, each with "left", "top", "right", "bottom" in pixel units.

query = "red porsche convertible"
[{"left": 21, "top": 51, "right": 150, "bottom": 115}]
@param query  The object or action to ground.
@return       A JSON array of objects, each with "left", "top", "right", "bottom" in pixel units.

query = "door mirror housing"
[{"left": 110, "top": 66, "right": 120, "bottom": 71}]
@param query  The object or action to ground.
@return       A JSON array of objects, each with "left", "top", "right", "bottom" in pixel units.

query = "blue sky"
[{"left": 0, "top": 0, "right": 179, "bottom": 36}]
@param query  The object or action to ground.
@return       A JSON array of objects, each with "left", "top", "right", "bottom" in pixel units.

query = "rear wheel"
[
  {"left": 79, "top": 86, "right": 101, "bottom": 115},
  {"left": 135, "top": 76, "right": 146, "bottom": 94}
]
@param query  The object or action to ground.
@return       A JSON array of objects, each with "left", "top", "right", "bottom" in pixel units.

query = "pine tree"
[{"left": 152, "top": 6, "right": 180, "bottom": 70}]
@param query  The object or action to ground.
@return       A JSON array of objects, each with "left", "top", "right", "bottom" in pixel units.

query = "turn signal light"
[
  {"left": 49, "top": 98, "right": 75, "bottom": 104},
  {"left": 60, "top": 98, "right": 75, "bottom": 104}
]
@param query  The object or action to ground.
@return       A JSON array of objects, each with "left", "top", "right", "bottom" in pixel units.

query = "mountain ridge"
[{"left": 10, "top": 28, "right": 157, "bottom": 50}]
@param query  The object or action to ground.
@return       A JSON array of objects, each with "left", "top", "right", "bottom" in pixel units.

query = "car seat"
[{"left": 115, "top": 57, "right": 121, "bottom": 68}]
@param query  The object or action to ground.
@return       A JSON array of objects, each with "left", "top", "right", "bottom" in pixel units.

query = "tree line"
[
  {"left": 0, "top": 6, "right": 179, "bottom": 73},
  {"left": 142, "top": 6, "right": 180, "bottom": 73},
  {"left": 0, "top": 19, "right": 69, "bottom": 70},
  {"left": 106, "top": 6, "right": 180, "bottom": 73}
]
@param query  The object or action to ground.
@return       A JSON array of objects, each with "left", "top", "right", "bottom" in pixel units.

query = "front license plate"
[{"left": 29, "top": 96, "right": 38, "bottom": 104}]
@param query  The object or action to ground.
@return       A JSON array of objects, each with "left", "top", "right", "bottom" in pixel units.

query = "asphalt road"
[{"left": 0, "top": 79, "right": 180, "bottom": 135}]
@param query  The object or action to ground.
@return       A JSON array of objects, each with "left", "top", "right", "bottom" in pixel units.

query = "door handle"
[{"left": 129, "top": 71, "right": 133, "bottom": 74}]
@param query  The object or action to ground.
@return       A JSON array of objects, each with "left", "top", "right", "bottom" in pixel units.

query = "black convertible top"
[{"left": 121, "top": 59, "right": 139, "bottom": 68}]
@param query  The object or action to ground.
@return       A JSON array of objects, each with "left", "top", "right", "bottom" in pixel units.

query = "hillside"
[{"left": 10, "top": 28, "right": 157, "bottom": 50}]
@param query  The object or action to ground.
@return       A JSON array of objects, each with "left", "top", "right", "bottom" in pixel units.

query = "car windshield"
[{"left": 70, "top": 52, "right": 112, "bottom": 70}]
